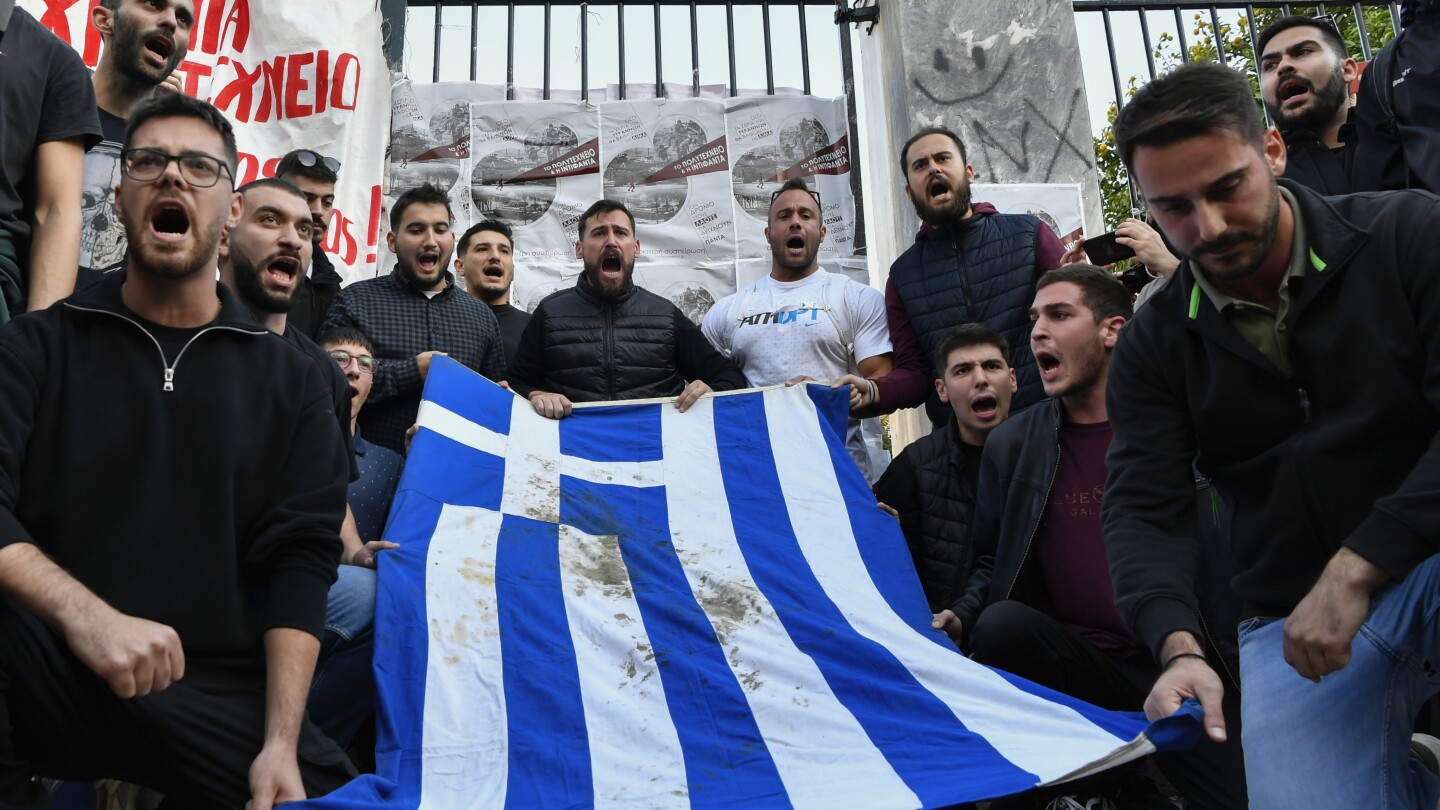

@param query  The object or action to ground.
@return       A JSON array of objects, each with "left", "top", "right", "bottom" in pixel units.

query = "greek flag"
[{"left": 301, "top": 357, "right": 1198, "bottom": 809}]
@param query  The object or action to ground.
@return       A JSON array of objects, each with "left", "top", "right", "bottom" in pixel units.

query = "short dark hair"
[
  {"left": 275, "top": 149, "right": 339, "bottom": 185},
  {"left": 458, "top": 220, "right": 514, "bottom": 255},
  {"left": 318, "top": 325, "right": 374, "bottom": 355},
  {"left": 933, "top": 323, "right": 1010, "bottom": 372},
  {"left": 899, "top": 126, "right": 967, "bottom": 174},
  {"left": 768, "top": 177, "right": 821, "bottom": 219},
  {"left": 1256, "top": 14, "right": 1348, "bottom": 61},
  {"left": 124, "top": 92, "right": 239, "bottom": 177},
  {"left": 237, "top": 177, "right": 305, "bottom": 204},
  {"left": 1113, "top": 61, "right": 1265, "bottom": 170},
  {"left": 577, "top": 199, "right": 635, "bottom": 238},
  {"left": 390, "top": 183, "right": 452, "bottom": 232},
  {"left": 98, "top": 0, "right": 120, "bottom": 11},
  {"left": 1036, "top": 264, "right": 1134, "bottom": 323}
]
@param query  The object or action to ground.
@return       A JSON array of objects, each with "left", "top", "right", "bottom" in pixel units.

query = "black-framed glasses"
[
  {"left": 770, "top": 187, "right": 823, "bottom": 209},
  {"left": 328, "top": 349, "right": 375, "bottom": 374},
  {"left": 121, "top": 148, "right": 232, "bottom": 188},
  {"left": 293, "top": 149, "right": 341, "bottom": 174}
]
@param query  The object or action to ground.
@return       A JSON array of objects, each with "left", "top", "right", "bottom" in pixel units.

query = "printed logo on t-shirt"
[
  {"left": 737, "top": 306, "right": 828, "bottom": 327},
  {"left": 80, "top": 140, "right": 127, "bottom": 274},
  {"left": 1052, "top": 484, "right": 1105, "bottom": 517}
]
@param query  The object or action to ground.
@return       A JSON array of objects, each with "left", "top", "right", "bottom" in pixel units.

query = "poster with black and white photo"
[
  {"left": 725, "top": 95, "right": 857, "bottom": 261},
  {"left": 972, "top": 183, "right": 1085, "bottom": 247},
  {"left": 469, "top": 101, "right": 602, "bottom": 267}
]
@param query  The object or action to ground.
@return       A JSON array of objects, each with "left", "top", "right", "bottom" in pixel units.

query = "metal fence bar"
[
  {"left": 431, "top": 5, "right": 443, "bottom": 82},
  {"left": 582, "top": 3, "right": 590, "bottom": 100},
  {"left": 762, "top": 3, "right": 776, "bottom": 95},
  {"left": 1173, "top": 6, "right": 1188, "bottom": 61},
  {"left": 1353, "top": 2, "right": 1373, "bottom": 59},
  {"left": 726, "top": 2, "right": 738, "bottom": 95},
  {"left": 799, "top": 4, "right": 812, "bottom": 94},
  {"left": 1210, "top": 6, "right": 1227, "bottom": 64},
  {"left": 1139, "top": 8, "right": 1158, "bottom": 78},
  {"left": 543, "top": 3, "right": 552, "bottom": 98},
  {"left": 470, "top": 2, "right": 480, "bottom": 80},
  {"left": 654, "top": 4, "right": 663, "bottom": 98},
  {"left": 507, "top": 3, "right": 516, "bottom": 99},
  {"left": 836, "top": 8, "right": 865, "bottom": 254},
  {"left": 618, "top": 4, "right": 627, "bottom": 97},
  {"left": 1102, "top": 8, "right": 1125, "bottom": 111},
  {"left": 690, "top": 3, "right": 700, "bottom": 96}
]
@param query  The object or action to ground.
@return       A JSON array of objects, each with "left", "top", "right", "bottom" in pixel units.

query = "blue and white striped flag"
[{"left": 301, "top": 356, "right": 1198, "bottom": 809}]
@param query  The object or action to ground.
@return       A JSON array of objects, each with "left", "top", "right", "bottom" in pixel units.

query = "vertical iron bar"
[
  {"left": 835, "top": 2, "right": 864, "bottom": 256},
  {"left": 798, "top": 4, "right": 812, "bottom": 94},
  {"left": 543, "top": 3, "right": 552, "bottom": 99},
  {"left": 1353, "top": 3, "right": 1372, "bottom": 60},
  {"left": 471, "top": 2, "right": 479, "bottom": 80},
  {"left": 1211, "top": 7, "right": 1227, "bottom": 66},
  {"left": 1389, "top": 2, "right": 1402, "bottom": 35},
  {"left": 432, "top": 5, "right": 442, "bottom": 83},
  {"left": 1244, "top": 6, "right": 1262, "bottom": 61},
  {"left": 1102, "top": 9, "right": 1125, "bottom": 113},
  {"left": 618, "top": 4, "right": 627, "bottom": 99},
  {"left": 506, "top": 3, "right": 515, "bottom": 100},
  {"left": 1139, "top": 9, "right": 1157, "bottom": 80},
  {"left": 1282, "top": 3, "right": 1293, "bottom": 15},
  {"left": 690, "top": 3, "right": 700, "bottom": 97},
  {"left": 582, "top": 3, "right": 590, "bottom": 101},
  {"left": 654, "top": 4, "right": 663, "bottom": 98},
  {"left": 726, "top": 2, "right": 737, "bottom": 96},
  {"left": 762, "top": 2, "right": 775, "bottom": 94},
  {"left": 1175, "top": 6, "right": 1189, "bottom": 63}
]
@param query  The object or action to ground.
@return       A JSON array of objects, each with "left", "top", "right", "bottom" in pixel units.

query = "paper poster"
[
  {"left": 973, "top": 183, "right": 1085, "bottom": 246},
  {"left": 726, "top": 95, "right": 858, "bottom": 260},
  {"left": 468, "top": 101, "right": 602, "bottom": 266}
]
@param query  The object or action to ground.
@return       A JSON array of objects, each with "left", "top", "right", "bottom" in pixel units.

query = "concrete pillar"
[{"left": 853, "top": 0, "right": 1101, "bottom": 450}]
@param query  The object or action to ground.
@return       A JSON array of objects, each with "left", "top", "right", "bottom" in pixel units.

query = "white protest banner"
[
  {"left": 726, "top": 95, "right": 857, "bottom": 261},
  {"left": 22, "top": 0, "right": 391, "bottom": 283}
]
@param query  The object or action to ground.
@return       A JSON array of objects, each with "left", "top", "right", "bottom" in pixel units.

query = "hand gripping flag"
[{"left": 300, "top": 357, "right": 1200, "bottom": 809}]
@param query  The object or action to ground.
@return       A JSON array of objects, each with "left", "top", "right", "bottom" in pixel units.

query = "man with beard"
[
  {"left": 79, "top": 0, "right": 192, "bottom": 283},
  {"left": 863, "top": 127, "right": 1065, "bottom": 427},
  {"left": 321, "top": 182, "right": 507, "bottom": 453},
  {"left": 276, "top": 149, "right": 344, "bottom": 339},
  {"left": 703, "top": 178, "right": 892, "bottom": 481},
  {"left": 456, "top": 219, "right": 529, "bottom": 368},
  {"left": 1257, "top": 15, "right": 1358, "bottom": 194},
  {"left": 0, "top": 91, "right": 355, "bottom": 808},
  {"left": 509, "top": 199, "right": 745, "bottom": 418},
  {"left": 873, "top": 323, "right": 1015, "bottom": 645},
  {"left": 1106, "top": 61, "right": 1440, "bottom": 807},
  {"left": 951, "top": 266, "right": 1246, "bottom": 808}
]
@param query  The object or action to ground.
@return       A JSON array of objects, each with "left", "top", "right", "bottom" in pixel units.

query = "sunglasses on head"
[
  {"left": 770, "top": 187, "right": 823, "bottom": 208},
  {"left": 293, "top": 150, "right": 341, "bottom": 174}
]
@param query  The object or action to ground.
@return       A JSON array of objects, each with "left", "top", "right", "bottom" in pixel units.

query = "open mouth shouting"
[
  {"left": 927, "top": 175, "right": 952, "bottom": 205},
  {"left": 265, "top": 254, "right": 302, "bottom": 291},
  {"left": 1277, "top": 77, "right": 1313, "bottom": 109},
  {"left": 143, "top": 33, "right": 176, "bottom": 69},
  {"left": 149, "top": 201, "right": 191, "bottom": 244},
  {"left": 970, "top": 391, "right": 1000, "bottom": 421},
  {"left": 1034, "top": 349, "right": 1062, "bottom": 384},
  {"left": 482, "top": 260, "right": 506, "bottom": 282},
  {"left": 415, "top": 248, "right": 442, "bottom": 276},
  {"left": 599, "top": 250, "right": 625, "bottom": 284}
]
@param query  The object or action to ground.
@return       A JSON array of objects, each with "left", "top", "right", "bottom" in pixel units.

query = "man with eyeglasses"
[
  {"left": 276, "top": 148, "right": 343, "bottom": 339},
  {"left": 702, "top": 178, "right": 893, "bottom": 482},
  {"left": 79, "top": 0, "right": 194, "bottom": 285},
  {"left": 310, "top": 326, "right": 404, "bottom": 765},
  {"left": 0, "top": 91, "right": 355, "bottom": 807},
  {"left": 1256, "top": 14, "right": 1358, "bottom": 195}
]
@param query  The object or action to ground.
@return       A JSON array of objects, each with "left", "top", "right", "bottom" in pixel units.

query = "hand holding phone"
[{"left": 1083, "top": 230, "right": 1137, "bottom": 266}]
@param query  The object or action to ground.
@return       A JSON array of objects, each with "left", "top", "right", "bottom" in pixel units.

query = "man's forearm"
[
  {"left": 26, "top": 205, "right": 81, "bottom": 312},
  {"left": 1158, "top": 629, "right": 1206, "bottom": 665},
  {"left": 0, "top": 542, "right": 108, "bottom": 632},
  {"left": 262, "top": 627, "right": 320, "bottom": 749}
]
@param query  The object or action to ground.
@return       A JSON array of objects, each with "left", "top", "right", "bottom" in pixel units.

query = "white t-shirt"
[
  {"left": 703, "top": 269, "right": 892, "bottom": 481},
  {"left": 703, "top": 269, "right": 891, "bottom": 385}
]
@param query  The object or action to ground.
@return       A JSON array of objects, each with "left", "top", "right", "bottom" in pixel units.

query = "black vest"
[
  {"left": 536, "top": 278, "right": 682, "bottom": 402},
  {"left": 889, "top": 213, "right": 1043, "bottom": 422}
]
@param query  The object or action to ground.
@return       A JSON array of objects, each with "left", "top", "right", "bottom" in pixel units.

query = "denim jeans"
[
  {"left": 1239, "top": 555, "right": 1440, "bottom": 809},
  {"left": 308, "top": 565, "right": 377, "bottom": 749}
]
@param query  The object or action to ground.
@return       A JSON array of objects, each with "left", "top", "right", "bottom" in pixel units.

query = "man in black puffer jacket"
[
  {"left": 873, "top": 323, "right": 1015, "bottom": 647},
  {"left": 509, "top": 200, "right": 746, "bottom": 418}
]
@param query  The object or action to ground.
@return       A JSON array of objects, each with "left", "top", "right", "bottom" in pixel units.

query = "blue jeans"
[
  {"left": 308, "top": 565, "right": 377, "bottom": 749},
  {"left": 1239, "top": 555, "right": 1440, "bottom": 809}
]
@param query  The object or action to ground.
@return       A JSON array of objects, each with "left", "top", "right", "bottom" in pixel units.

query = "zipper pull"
[
  {"left": 1297, "top": 387, "right": 1311, "bottom": 422},
  {"left": 164, "top": 367, "right": 175, "bottom": 393}
]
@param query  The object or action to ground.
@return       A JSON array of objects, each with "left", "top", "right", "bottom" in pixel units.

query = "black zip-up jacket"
[
  {"left": 956, "top": 399, "right": 1243, "bottom": 679},
  {"left": 1104, "top": 181, "right": 1440, "bottom": 659},
  {"left": 0, "top": 272, "right": 348, "bottom": 658},
  {"left": 1280, "top": 125, "right": 1354, "bottom": 196},
  {"left": 508, "top": 274, "right": 746, "bottom": 402},
  {"left": 873, "top": 419, "right": 980, "bottom": 615}
]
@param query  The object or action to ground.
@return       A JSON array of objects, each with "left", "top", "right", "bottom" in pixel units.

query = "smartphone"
[{"left": 1083, "top": 231, "right": 1137, "bottom": 265}]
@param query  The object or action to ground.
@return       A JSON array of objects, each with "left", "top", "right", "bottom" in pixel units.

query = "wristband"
[
  {"left": 866, "top": 378, "right": 879, "bottom": 407},
  {"left": 1162, "top": 651, "right": 1208, "bottom": 670}
]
